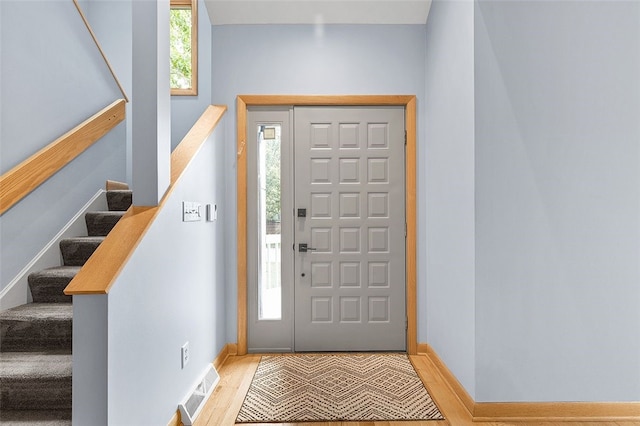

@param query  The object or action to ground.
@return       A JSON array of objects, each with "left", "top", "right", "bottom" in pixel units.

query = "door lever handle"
[{"left": 299, "top": 243, "right": 317, "bottom": 253}]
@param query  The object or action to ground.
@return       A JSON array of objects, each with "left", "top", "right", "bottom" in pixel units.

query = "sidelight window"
[{"left": 258, "top": 125, "right": 282, "bottom": 320}]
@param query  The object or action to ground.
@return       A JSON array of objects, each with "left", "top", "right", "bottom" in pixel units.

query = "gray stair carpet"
[
  {"left": 0, "top": 188, "right": 131, "bottom": 424},
  {"left": 0, "top": 352, "right": 72, "bottom": 411},
  {"left": 0, "top": 410, "right": 71, "bottom": 426},
  {"left": 0, "top": 304, "right": 72, "bottom": 352},
  {"left": 85, "top": 211, "right": 125, "bottom": 236},
  {"left": 28, "top": 267, "right": 79, "bottom": 304},
  {"left": 59, "top": 236, "right": 105, "bottom": 266},
  {"left": 106, "top": 189, "right": 132, "bottom": 211}
]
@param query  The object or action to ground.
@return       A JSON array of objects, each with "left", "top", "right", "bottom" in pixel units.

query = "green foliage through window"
[
  {"left": 170, "top": 8, "right": 192, "bottom": 90},
  {"left": 264, "top": 138, "right": 281, "bottom": 224}
]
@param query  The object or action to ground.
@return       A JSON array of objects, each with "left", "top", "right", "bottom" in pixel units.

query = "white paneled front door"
[
  {"left": 293, "top": 106, "right": 406, "bottom": 351},
  {"left": 247, "top": 106, "right": 406, "bottom": 352}
]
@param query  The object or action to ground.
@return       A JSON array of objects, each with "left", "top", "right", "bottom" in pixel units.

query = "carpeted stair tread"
[
  {"left": 0, "top": 304, "right": 72, "bottom": 352},
  {"left": 106, "top": 189, "right": 132, "bottom": 211},
  {"left": 59, "top": 236, "right": 104, "bottom": 266},
  {"left": 1, "top": 185, "right": 132, "bottom": 418},
  {"left": 0, "top": 352, "right": 72, "bottom": 411},
  {"left": 85, "top": 210, "right": 125, "bottom": 236},
  {"left": 28, "top": 267, "right": 79, "bottom": 303},
  {"left": 0, "top": 409, "right": 71, "bottom": 425},
  {"left": 0, "top": 304, "right": 72, "bottom": 322},
  {"left": 0, "top": 352, "right": 72, "bottom": 379}
]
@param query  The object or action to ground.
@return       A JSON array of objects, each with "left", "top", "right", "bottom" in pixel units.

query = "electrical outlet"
[{"left": 181, "top": 342, "right": 189, "bottom": 369}]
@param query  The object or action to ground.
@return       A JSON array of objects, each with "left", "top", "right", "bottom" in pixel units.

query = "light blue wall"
[
  {"left": 424, "top": 0, "right": 476, "bottom": 398},
  {"left": 82, "top": 0, "right": 133, "bottom": 184},
  {"left": 0, "top": 0, "right": 122, "bottom": 173},
  {"left": 211, "top": 24, "right": 428, "bottom": 344},
  {"left": 6, "top": 0, "right": 637, "bottom": 412},
  {"left": 474, "top": 0, "right": 640, "bottom": 401},
  {"left": 171, "top": 0, "right": 213, "bottom": 149},
  {"left": 0, "top": 0, "right": 125, "bottom": 291},
  {"left": 102, "top": 122, "right": 227, "bottom": 425}
]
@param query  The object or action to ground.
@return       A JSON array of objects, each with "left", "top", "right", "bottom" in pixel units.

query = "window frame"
[{"left": 170, "top": 0, "right": 198, "bottom": 96}]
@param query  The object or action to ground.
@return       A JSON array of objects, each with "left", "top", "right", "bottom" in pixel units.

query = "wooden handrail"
[
  {"left": 64, "top": 105, "right": 227, "bottom": 295},
  {"left": 72, "top": 0, "right": 129, "bottom": 103},
  {"left": 0, "top": 99, "right": 126, "bottom": 216}
]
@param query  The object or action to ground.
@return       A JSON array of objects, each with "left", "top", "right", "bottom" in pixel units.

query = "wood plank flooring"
[{"left": 194, "top": 354, "right": 639, "bottom": 426}]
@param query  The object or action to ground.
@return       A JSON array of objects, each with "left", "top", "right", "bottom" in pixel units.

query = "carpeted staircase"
[{"left": 0, "top": 188, "right": 132, "bottom": 425}]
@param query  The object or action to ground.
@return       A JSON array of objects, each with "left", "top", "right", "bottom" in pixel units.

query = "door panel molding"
[
  {"left": 237, "top": 95, "right": 417, "bottom": 355},
  {"left": 293, "top": 106, "right": 406, "bottom": 351}
]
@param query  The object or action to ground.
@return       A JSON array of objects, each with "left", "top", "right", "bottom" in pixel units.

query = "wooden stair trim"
[
  {"left": 420, "top": 343, "right": 640, "bottom": 422},
  {"left": 64, "top": 206, "right": 155, "bottom": 295},
  {"left": 171, "top": 105, "right": 226, "bottom": 184},
  {"left": 106, "top": 180, "right": 129, "bottom": 191},
  {"left": 0, "top": 99, "right": 126, "bottom": 216},
  {"left": 72, "top": 0, "right": 129, "bottom": 102},
  {"left": 65, "top": 105, "right": 226, "bottom": 295}
]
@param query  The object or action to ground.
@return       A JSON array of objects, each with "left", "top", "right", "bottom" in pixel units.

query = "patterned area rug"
[{"left": 236, "top": 353, "right": 444, "bottom": 423}]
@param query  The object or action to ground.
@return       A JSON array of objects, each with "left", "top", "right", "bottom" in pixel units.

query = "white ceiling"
[{"left": 203, "top": 0, "right": 432, "bottom": 25}]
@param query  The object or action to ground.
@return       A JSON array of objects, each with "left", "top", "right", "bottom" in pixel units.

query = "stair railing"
[
  {"left": 1, "top": 0, "right": 131, "bottom": 216},
  {"left": 72, "top": 0, "right": 129, "bottom": 103},
  {"left": 64, "top": 105, "right": 227, "bottom": 295},
  {"left": 0, "top": 100, "right": 126, "bottom": 216}
]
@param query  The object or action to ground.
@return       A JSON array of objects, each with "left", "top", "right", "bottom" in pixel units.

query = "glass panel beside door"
[
  {"left": 246, "top": 108, "right": 294, "bottom": 352},
  {"left": 258, "top": 124, "right": 281, "bottom": 320}
]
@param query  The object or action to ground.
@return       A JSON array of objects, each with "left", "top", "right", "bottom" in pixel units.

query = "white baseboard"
[{"left": 0, "top": 190, "right": 107, "bottom": 312}]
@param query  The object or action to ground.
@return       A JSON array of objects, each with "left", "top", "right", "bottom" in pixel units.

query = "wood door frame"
[{"left": 237, "top": 95, "right": 417, "bottom": 355}]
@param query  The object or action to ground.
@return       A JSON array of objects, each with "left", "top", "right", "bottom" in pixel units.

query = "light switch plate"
[
  {"left": 183, "top": 202, "right": 201, "bottom": 222},
  {"left": 206, "top": 204, "right": 217, "bottom": 222}
]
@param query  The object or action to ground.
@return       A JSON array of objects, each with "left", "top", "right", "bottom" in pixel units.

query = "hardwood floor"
[{"left": 193, "top": 354, "right": 639, "bottom": 426}]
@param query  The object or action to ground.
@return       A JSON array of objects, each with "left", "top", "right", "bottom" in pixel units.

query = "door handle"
[{"left": 299, "top": 243, "right": 317, "bottom": 253}]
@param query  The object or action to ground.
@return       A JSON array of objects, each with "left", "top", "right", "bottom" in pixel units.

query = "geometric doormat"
[{"left": 236, "top": 354, "right": 444, "bottom": 422}]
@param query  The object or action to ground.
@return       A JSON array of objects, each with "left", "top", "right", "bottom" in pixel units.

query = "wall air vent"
[{"left": 178, "top": 364, "right": 220, "bottom": 425}]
